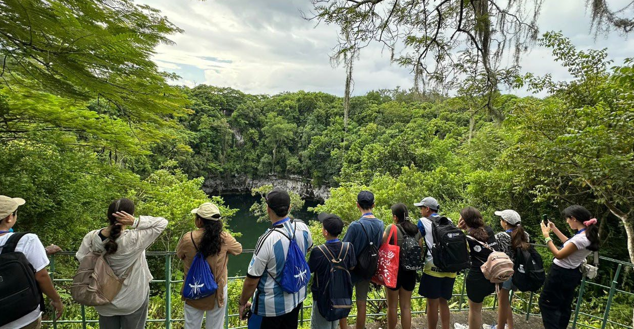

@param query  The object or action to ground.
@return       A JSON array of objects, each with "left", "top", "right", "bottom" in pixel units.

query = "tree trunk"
[
  {"left": 468, "top": 111, "right": 475, "bottom": 145},
  {"left": 605, "top": 205, "right": 634, "bottom": 265},
  {"left": 343, "top": 54, "right": 354, "bottom": 133},
  {"left": 272, "top": 146, "right": 277, "bottom": 175}
]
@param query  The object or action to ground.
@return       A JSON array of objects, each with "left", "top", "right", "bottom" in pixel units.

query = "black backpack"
[
  {"left": 316, "top": 243, "right": 354, "bottom": 321},
  {"left": 0, "top": 233, "right": 43, "bottom": 326},
  {"left": 397, "top": 225, "right": 423, "bottom": 271},
  {"left": 431, "top": 217, "right": 470, "bottom": 272},
  {"left": 354, "top": 223, "right": 379, "bottom": 280},
  {"left": 512, "top": 246, "right": 545, "bottom": 292}
]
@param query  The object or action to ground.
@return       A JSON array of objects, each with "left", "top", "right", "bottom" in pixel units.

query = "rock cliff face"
[{"left": 203, "top": 176, "right": 330, "bottom": 200}]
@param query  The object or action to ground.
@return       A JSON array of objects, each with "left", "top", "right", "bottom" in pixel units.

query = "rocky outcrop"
[{"left": 203, "top": 176, "right": 330, "bottom": 200}]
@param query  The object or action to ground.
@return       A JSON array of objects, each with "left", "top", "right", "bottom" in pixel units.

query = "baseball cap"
[
  {"left": 414, "top": 197, "right": 439, "bottom": 211},
  {"left": 0, "top": 195, "right": 26, "bottom": 219},
  {"left": 495, "top": 209, "right": 521, "bottom": 226},
  {"left": 191, "top": 202, "right": 221, "bottom": 221},
  {"left": 318, "top": 212, "right": 344, "bottom": 236},
  {"left": 266, "top": 189, "right": 291, "bottom": 216},
  {"left": 357, "top": 191, "right": 375, "bottom": 208}
]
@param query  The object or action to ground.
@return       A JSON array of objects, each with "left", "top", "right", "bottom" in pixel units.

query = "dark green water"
[{"left": 221, "top": 194, "right": 320, "bottom": 276}]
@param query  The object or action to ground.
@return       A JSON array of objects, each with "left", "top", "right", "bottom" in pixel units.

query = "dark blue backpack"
[
  {"left": 270, "top": 222, "right": 311, "bottom": 293},
  {"left": 316, "top": 242, "right": 353, "bottom": 321},
  {"left": 182, "top": 232, "right": 218, "bottom": 300}
]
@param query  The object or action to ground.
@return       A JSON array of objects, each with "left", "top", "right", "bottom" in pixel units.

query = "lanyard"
[
  {"left": 575, "top": 228, "right": 587, "bottom": 235},
  {"left": 326, "top": 239, "right": 340, "bottom": 244},
  {"left": 0, "top": 228, "right": 13, "bottom": 234},
  {"left": 362, "top": 212, "right": 374, "bottom": 217},
  {"left": 506, "top": 229, "right": 513, "bottom": 233},
  {"left": 272, "top": 217, "right": 290, "bottom": 227}
]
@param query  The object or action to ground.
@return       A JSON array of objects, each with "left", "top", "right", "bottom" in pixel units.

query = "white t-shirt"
[
  {"left": 553, "top": 232, "right": 592, "bottom": 269},
  {"left": 0, "top": 233, "right": 49, "bottom": 329}
]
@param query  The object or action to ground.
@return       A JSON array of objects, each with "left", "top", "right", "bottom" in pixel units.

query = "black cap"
[
  {"left": 318, "top": 212, "right": 344, "bottom": 236},
  {"left": 266, "top": 188, "right": 291, "bottom": 217},
  {"left": 357, "top": 190, "right": 374, "bottom": 209}
]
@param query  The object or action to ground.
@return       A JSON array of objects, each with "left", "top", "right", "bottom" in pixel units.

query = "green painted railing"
[{"left": 43, "top": 247, "right": 634, "bottom": 329}]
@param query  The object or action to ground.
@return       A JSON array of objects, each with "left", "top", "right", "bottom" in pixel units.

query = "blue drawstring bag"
[
  {"left": 182, "top": 233, "right": 218, "bottom": 300},
  {"left": 278, "top": 224, "right": 311, "bottom": 293}
]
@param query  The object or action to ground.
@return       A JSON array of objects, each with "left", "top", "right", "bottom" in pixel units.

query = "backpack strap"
[
  {"left": 1, "top": 232, "right": 28, "bottom": 254},
  {"left": 191, "top": 231, "right": 199, "bottom": 251},
  {"left": 466, "top": 235, "right": 495, "bottom": 252}
]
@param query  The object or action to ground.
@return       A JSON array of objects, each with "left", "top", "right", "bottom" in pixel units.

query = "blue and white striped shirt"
[{"left": 247, "top": 219, "right": 313, "bottom": 317}]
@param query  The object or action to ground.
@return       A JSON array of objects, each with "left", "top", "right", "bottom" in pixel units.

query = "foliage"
[{"left": 249, "top": 185, "right": 305, "bottom": 223}]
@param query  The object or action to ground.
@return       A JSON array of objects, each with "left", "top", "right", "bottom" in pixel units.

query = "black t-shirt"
[
  {"left": 467, "top": 226, "right": 499, "bottom": 269},
  {"left": 308, "top": 241, "right": 357, "bottom": 298}
]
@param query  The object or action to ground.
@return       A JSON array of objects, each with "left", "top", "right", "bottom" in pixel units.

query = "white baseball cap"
[{"left": 495, "top": 209, "right": 521, "bottom": 226}]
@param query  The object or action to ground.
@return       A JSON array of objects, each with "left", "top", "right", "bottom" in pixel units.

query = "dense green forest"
[{"left": 1, "top": 0, "right": 633, "bottom": 327}]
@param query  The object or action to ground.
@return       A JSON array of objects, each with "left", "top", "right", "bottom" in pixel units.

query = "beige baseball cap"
[
  {"left": 0, "top": 196, "right": 26, "bottom": 219},
  {"left": 191, "top": 202, "right": 221, "bottom": 221}
]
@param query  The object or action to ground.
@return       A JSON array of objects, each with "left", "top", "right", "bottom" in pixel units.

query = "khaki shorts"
[{"left": 355, "top": 280, "right": 371, "bottom": 302}]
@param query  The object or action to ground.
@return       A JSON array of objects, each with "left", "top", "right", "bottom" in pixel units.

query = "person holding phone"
[{"left": 539, "top": 205, "right": 600, "bottom": 329}]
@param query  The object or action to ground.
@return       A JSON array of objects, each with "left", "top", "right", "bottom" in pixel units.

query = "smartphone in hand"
[{"left": 542, "top": 214, "right": 549, "bottom": 226}]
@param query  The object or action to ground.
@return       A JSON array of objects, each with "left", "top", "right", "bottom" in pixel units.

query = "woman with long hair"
[
  {"left": 382, "top": 203, "right": 422, "bottom": 329},
  {"left": 490, "top": 210, "right": 530, "bottom": 329},
  {"left": 176, "top": 202, "right": 242, "bottom": 329},
  {"left": 539, "top": 205, "right": 600, "bottom": 329},
  {"left": 76, "top": 198, "right": 168, "bottom": 329},
  {"left": 457, "top": 206, "right": 499, "bottom": 329}
]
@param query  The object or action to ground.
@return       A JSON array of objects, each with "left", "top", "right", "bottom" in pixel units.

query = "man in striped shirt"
[{"left": 239, "top": 189, "right": 313, "bottom": 329}]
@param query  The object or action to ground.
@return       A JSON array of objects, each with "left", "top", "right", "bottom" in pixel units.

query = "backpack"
[
  {"left": 354, "top": 223, "right": 379, "bottom": 280},
  {"left": 316, "top": 243, "right": 353, "bottom": 321},
  {"left": 182, "top": 232, "right": 218, "bottom": 300},
  {"left": 468, "top": 236, "right": 515, "bottom": 284},
  {"left": 397, "top": 225, "right": 423, "bottom": 271},
  {"left": 512, "top": 246, "right": 545, "bottom": 292},
  {"left": 0, "top": 233, "right": 42, "bottom": 326},
  {"left": 71, "top": 232, "right": 132, "bottom": 306},
  {"left": 430, "top": 217, "right": 470, "bottom": 272},
  {"left": 268, "top": 222, "right": 311, "bottom": 293}
]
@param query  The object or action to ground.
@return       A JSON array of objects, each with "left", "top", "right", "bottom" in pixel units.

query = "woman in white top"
[
  {"left": 539, "top": 205, "right": 600, "bottom": 329},
  {"left": 76, "top": 198, "right": 168, "bottom": 329}
]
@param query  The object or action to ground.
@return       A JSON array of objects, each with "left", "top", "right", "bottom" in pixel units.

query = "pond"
[{"left": 221, "top": 194, "right": 320, "bottom": 276}]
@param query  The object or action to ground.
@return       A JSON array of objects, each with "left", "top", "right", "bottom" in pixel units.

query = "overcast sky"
[{"left": 139, "top": 0, "right": 634, "bottom": 97}]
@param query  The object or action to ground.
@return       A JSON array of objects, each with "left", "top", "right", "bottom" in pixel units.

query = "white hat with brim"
[
  {"left": 191, "top": 202, "right": 221, "bottom": 221},
  {"left": 495, "top": 209, "right": 521, "bottom": 226},
  {"left": 0, "top": 196, "right": 26, "bottom": 219}
]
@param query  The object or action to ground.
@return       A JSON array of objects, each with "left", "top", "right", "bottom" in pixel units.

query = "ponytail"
[
  {"left": 510, "top": 224, "right": 530, "bottom": 250},
  {"left": 563, "top": 205, "right": 600, "bottom": 251},
  {"left": 460, "top": 206, "right": 489, "bottom": 242},
  {"left": 391, "top": 203, "right": 418, "bottom": 236},
  {"left": 104, "top": 198, "right": 135, "bottom": 255}
]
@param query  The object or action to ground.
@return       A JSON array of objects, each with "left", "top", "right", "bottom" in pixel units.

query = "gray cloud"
[{"left": 141, "top": 0, "right": 634, "bottom": 96}]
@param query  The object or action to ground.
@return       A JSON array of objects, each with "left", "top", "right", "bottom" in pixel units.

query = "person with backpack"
[
  {"left": 75, "top": 198, "right": 167, "bottom": 329},
  {"left": 486, "top": 210, "right": 532, "bottom": 329},
  {"left": 382, "top": 204, "right": 422, "bottom": 329},
  {"left": 539, "top": 205, "right": 600, "bottom": 329},
  {"left": 308, "top": 213, "right": 356, "bottom": 329},
  {"left": 238, "top": 188, "right": 312, "bottom": 329},
  {"left": 176, "top": 202, "right": 243, "bottom": 329},
  {"left": 340, "top": 191, "right": 384, "bottom": 329},
  {"left": 457, "top": 206, "right": 499, "bottom": 329},
  {"left": 415, "top": 197, "right": 463, "bottom": 329},
  {"left": 0, "top": 195, "right": 64, "bottom": 329}
]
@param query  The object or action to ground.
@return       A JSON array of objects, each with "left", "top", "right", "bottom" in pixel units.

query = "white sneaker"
[
  {"left": 482, "top": 325, "right": 497, "bottom": 329},
  {"left": 454, "top": 324, "right": 468, "bottom": 329}
]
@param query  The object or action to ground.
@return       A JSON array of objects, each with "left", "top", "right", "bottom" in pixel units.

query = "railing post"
[
  {"left": 600, "top": 264, "right": 622, "bottom": 329},
  {"left": 525, "top": 292, "right": 534, "bottom": 321},
  {"left": 224, "top": 301, "right": 229, "bottom": 329},
  {"left": 165, "top": 254, "right": 172, "bottom": 329},
  {"left": 49, "top": 254, "right": 58, "bottom": 329},
  {"left": 81, "top": 305, "right": 87, "bottom": 329},
  {"left": 458, "top": 271, "right": 467, "bottom": 311},
  {"left": 572, "top": 275, "right": 587, "bottom": 329}
]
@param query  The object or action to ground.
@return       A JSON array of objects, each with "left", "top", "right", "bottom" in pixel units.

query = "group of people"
[{"left": 0, "top": 190, "right": 600, "bottom": 329}]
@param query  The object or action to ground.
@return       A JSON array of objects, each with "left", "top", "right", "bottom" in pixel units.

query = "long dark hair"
[
  {"left": 198, "top": 216, "right": 223, "bottom": 258},
  {"left": 508, "top": 224, "right": 530, "bottom": 251},
  {"left": 105, "top": 198, "right": 135, "bottom": 255},
  {"left": 391, "top": 203, "right": 418, "bottom": 236},
  {"left": 461, "top": 206, "right": 489, "bottom": 242},
  {"left": 563, "top": 205, "right": 599, "bottom": 251}
]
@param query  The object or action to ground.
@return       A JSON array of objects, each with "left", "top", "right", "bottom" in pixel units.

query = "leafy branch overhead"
[{"left": 0, "top": 0, "right": 189, "bottom": 154}]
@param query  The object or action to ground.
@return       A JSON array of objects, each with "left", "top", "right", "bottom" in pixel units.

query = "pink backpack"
[{"left": 468, "top": 237, "right": 514, "bottom": 284}]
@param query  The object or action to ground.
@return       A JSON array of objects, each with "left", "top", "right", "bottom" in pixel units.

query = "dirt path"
[{"left": 363, "top": 310, "right": 544, "bottom": 329}]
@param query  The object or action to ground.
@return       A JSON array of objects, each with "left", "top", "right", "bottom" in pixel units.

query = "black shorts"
[
  {"left": 388, "top": 269, "right": 417, "bottom": 292},
  {"left": 418, "top": 273, "right": 455, "bottom": 300},
  {"left": 251, "top": 303, "right": 302, "bottom": 329},
  {"left": 466, "top": 270, "right": 496, "bottom": 303}
]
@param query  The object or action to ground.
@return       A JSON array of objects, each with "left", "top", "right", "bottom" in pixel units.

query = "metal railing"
[{"left": 43, "top": 247, "right": 634, "bottom": 329}]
